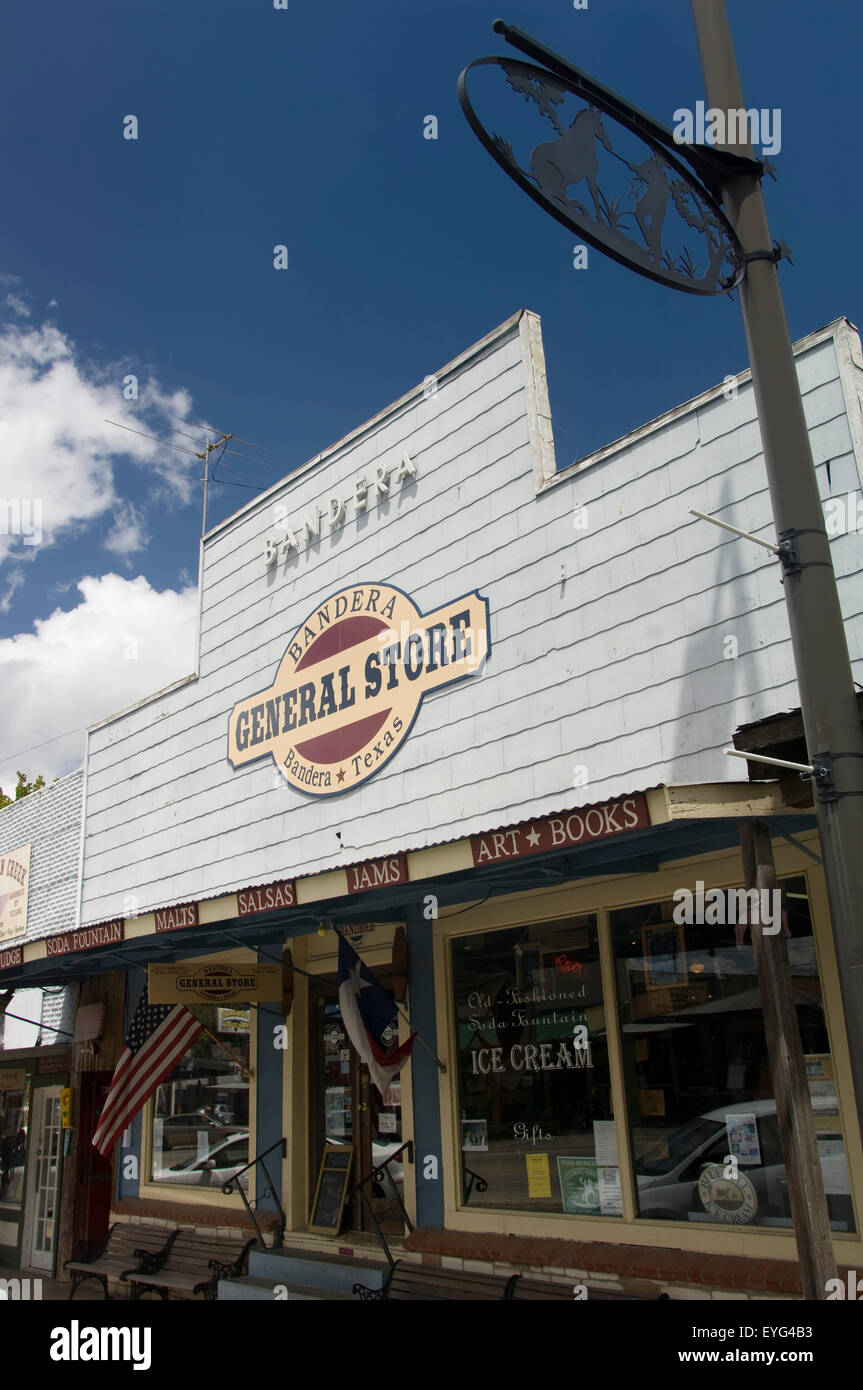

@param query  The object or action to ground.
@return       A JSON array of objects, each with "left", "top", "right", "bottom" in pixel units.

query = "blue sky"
[{"left": 0, "top": 0, "right": 860, "bottom": 791}]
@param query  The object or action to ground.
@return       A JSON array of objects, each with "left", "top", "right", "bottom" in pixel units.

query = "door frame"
[
  {"left": 20, "top": 1084, "right": 63, "bottom": 1274},
  {"left": 308, "top": 973, "right": 403, "bottom": 1234}
]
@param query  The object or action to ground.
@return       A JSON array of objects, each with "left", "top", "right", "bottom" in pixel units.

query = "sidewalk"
[{"left": 0, "top": 1269, "right": 78, "bottom": 1301}]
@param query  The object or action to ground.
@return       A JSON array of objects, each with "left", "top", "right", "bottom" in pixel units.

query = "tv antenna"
[{"left": 104, "top": 418, "right": 272, "bottom": 536}]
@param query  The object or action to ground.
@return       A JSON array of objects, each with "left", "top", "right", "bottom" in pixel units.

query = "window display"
[
  {"left": 451, "top": 915, "right": 620, "bottom": 1215},
  {"left": 150, "top": 1005, "right": 250, "bottom": 1191},
  {"left": 612, "top": 875, "right": 855, "bottom": 1231}
]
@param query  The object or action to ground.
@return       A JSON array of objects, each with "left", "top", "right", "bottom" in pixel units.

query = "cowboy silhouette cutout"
[{"left": 628, "top": 155, "right": 671, "bottom": 262}]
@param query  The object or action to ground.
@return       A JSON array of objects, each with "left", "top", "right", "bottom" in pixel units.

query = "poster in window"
[
  {"left": 525, "top": 1153, "right": 552, "bottom": 1198},
  {"left": 725, "top": 1113, "right": 761, "bottom": 1166},
  {"left": 557, "top": 1157, "right": 601, "bottom": 1214},
  {"left": 325, "top": 1086, "right": 349, "bottom": 1137},
  {"left": 461, "top": 1119, "right": 488, "bottom": 1152},
  {"left": 642, "top": 923, "right": 686, "bottom": 988},
  {"left": 597, "top": 1166, "right": 623, "bottom": 1216}
]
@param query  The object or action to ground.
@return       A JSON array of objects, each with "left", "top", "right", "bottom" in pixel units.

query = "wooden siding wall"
[{"left": 79, "top": 313, "right": 863, "bottom": 924}]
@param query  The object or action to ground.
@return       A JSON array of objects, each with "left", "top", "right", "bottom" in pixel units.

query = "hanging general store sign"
[
  {"left": 227, "top": 582, "right": 490, "bottom": 797},
  {"left": 148, "top": 961, "right": 284, "bottom": 1004},
  {"left": 0, "top": 844, "right": 31, "bottom": 944}
]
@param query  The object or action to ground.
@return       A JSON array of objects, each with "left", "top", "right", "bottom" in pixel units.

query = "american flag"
[{"left": 92, "top": 986, "right": 203, "bottom": 1157}]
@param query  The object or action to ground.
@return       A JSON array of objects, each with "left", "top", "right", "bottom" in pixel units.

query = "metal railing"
[
  {"left": 464, "top": 1166, "right": 488, "bottom": 1202},
  {"left": 222, "top": 1137, "right": 287, "bottom": 1249},
  {"left": 347, "top": 1139, "right": 414, "bottom": 1267}
]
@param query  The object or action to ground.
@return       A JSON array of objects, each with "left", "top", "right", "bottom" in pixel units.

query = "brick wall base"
[{"left": 401, "top": 1227, "right": 835, "bottom": 1299}]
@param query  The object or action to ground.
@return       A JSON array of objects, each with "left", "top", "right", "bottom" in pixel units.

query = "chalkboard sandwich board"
[{"left": 309, "top": 1143, "right": 354, "bottom": 1234}]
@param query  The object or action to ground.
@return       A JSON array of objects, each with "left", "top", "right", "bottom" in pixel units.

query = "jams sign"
[{"left": 227, "top": 582, "right": 490, "bottom": 797}]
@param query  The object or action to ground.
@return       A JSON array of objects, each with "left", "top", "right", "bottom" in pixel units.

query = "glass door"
[
  {"left": 310, "top": 984, "right": 405, "bottom": 1235},
  {"left": 22, "top": 1085, "right": 63, "bottom": 1272}
]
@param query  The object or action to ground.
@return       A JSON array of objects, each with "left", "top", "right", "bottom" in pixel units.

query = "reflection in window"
[
  {"left": 612, "top": 876, "right": 855, "bottom": 1231},
  {"left": 0, "top": 1085, "right": 29, "bottom": 1205},
  {"left": 452, "top": 917, "right": 620, "bottom": 1216},
  {"left": 150, "top": 1005, "right": 250, "bottom": 1191}
]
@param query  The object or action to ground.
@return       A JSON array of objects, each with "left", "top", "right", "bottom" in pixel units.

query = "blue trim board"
[
  {"left": 406, "top": 906, "right": 444, "bottom": 1227},
  {"left": 254, "top": 943, "right": 283, "bottom": 1216},
  {"left": 117, "top": 970, "right": 141, "bottom": 1200}
]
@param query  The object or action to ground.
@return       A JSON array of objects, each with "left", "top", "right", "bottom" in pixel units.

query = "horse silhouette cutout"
[{"left": 528, "top": 107, "right": 614, "bottom": 218}]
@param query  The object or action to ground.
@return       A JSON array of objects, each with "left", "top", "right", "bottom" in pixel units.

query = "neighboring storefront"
[
  {"left": 0, "top": 772, "right": 79, "bottom": 1270},
  {"left": 3, "top": 310, "right": 863, "bottom": 1290}
]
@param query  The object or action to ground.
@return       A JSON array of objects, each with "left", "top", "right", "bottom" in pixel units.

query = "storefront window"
[
  {"left": 150, "top": 1005, "right": 251, "bottom": 1192},
  {"left": 452, "top": 915, "right": 620, "bottom": 1216},
  {"left": 0, "top": 1084, "right": 29, "bottom": 1205},
  {"left": 612, "top": 875, "right": 855, "bottom": 1231}
]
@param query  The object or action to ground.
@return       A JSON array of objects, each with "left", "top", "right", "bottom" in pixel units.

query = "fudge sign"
[{"left": 227, "top": 582, "right": 490, "bottom": 796}]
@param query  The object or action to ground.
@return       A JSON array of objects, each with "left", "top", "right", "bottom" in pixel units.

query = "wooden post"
[{"left": 739, "top": 819, "right": 837, "bottom": 1298}]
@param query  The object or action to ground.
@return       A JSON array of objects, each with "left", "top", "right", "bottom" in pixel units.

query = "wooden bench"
[
  {"left": 127, "top": 1231, "right": 255, "bottom": 1301},
  {"left": 64, "top": 1224, "right": 179, "bottom": 1300},
  {"left": 353, "top": 1261, "right": 515, "bottom": 1300},
  {"left": 509, "top": 1275, "right": 642, "bottom": 1300}
]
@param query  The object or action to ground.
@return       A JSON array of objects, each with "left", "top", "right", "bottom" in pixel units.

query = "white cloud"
[
  {"left": 0, "top": 316, "right": 198, "bottom": 564},
  {"left": 0, "top": 567, "right": 25, "bottom": 614},
  {"left": 104, "top": 499, "right": 151, "bottom": 560},
  {"left": 0, "top": 572, "right": 198, "bottom": 792},
  {"left": 4, "top": 293, "right": 30, "bottom": 318}
]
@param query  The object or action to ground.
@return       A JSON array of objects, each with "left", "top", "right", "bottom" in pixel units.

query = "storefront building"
[
  {"left": 0, "top": 769, "right": 126, "bottom": 1276},
  {"left": 2, "top": 310, "right": 863, "bottom": 1295}
]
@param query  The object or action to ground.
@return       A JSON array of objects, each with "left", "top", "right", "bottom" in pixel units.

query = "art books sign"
[
  {"left": 227, "top": 582, "right": 490, "bottom": 797},
  {"left": 0, "top": 844, "right": 31, "bottom": 944},
  {"left": 148, "top": 961, "right": 283, "bottom": 1005}
]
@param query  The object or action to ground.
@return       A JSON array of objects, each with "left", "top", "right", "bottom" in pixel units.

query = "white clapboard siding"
[
  {"left": 0, "top": 769, "right": 83, "bottom": 943},
  {"left": 79, "top": 311, "right": 863, "bottom": 924}
]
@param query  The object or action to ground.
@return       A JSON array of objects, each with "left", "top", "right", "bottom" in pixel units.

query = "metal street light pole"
[{"left": 691, "top": 0, "right": 863, "bottom": 1184}]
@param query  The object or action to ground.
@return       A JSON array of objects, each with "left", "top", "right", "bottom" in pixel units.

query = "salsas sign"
[{"left": 227, "top": 582, "right": 490, "bottom": 796}]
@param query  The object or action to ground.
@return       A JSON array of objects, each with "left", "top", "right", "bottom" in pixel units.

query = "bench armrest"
[
  {"left": 64, "top": 1240, "right": 94, "bottom": 1268},
  {"left": 207, "top": 1239, "right": 254, "bottom": 1282},
  {"left": 121, "top": 1228, "right": 180, "bottom": 1281}
]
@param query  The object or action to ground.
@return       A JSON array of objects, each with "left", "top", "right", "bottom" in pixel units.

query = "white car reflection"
[
  {"left": 636, "top": 1098, "right": 851, "bottom": 1226},
  {"left": 153, "top": 1131, "right": 249, "bottom": 1192}
]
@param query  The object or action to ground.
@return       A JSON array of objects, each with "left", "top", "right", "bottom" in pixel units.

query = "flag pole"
[
  {"left": 114, "top": 952, "right": 255, "bottom": 1077},
  {"left": 219, "top": 928, "right": 448, "bottom": 1073},
  {"left": 325, "top": 923, "right": 447, "bottom": 1075},
  {"left": 197, "top": 1024, "right": 254, "bottom": 1080},
  {"left": 390, "top": 997, "right": 446, "bottom": 1074}
]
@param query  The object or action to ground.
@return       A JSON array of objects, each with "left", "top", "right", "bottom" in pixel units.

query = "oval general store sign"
[{"left": 227, "top": 582, "right": 490, "bottom": 797}]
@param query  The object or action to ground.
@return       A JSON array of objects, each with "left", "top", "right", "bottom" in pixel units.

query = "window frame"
[{"left": 139, "top": 946, "right": 257, "bottom": 1209}]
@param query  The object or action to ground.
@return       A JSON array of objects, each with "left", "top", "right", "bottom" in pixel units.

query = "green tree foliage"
[{"left": 0, "top": 770, "right": 46, "bottom": 810}]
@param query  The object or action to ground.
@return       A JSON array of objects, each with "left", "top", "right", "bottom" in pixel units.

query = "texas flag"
[{"left": 338, "top": 933, "right": 416, "bottom": 1096}]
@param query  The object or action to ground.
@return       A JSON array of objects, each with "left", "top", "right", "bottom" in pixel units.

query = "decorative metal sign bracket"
[
  {"left": 744, "top": 240, "right": 793, "bottom": 268},
  {"left": 461, "top": 23, "right": 748, "bottom": 294},
  {"left": 491, "top": 19, "right": 765, "bottom": 195}
]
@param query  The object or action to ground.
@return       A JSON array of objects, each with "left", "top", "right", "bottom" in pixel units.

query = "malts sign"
[{"left": 227, "top": 582, "right": 490, "bottom": 796}]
